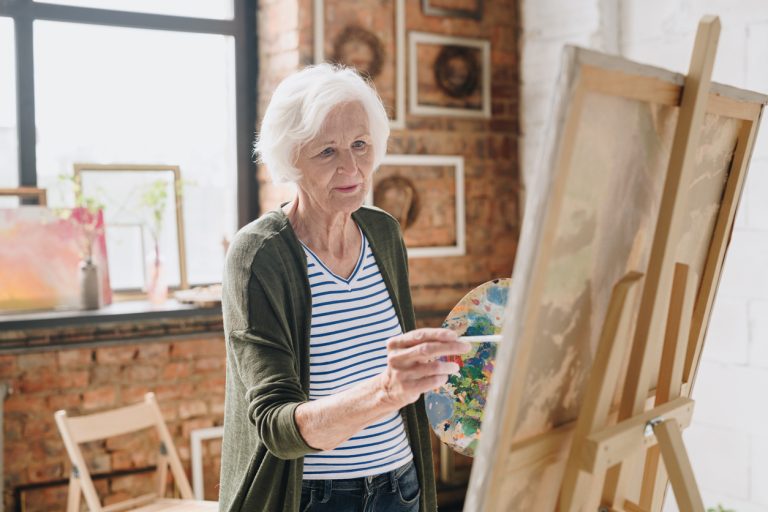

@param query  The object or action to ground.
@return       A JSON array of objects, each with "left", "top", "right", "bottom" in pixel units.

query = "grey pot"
[{"left": 79, "top": 259, "right": 103, "bottom": 310}]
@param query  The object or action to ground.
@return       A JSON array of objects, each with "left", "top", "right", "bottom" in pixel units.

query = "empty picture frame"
[
  {"left": 409, "top": 32, "right": 491, "bottom": 118},
  {"left": 368, "top": 154, "right": 465, "bottom": 257},
  {"left": 73, "top": 163, "right": 188, "bottom": 291},
  {"left": 422, "top": 0, "right": 483, "bottom": 21},
  {"left": 314, "top": 0, "right": 406, "bottom": 129},
  {"left": 104, "top": 223, "right": 147, "bottom": 291}
]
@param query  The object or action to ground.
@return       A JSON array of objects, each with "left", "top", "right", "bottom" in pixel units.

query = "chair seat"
[{"left": 120, "top": 498, "right": 218, "bottom": 512}]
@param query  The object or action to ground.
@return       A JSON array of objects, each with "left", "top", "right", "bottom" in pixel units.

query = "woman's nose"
[{"left": 336, "top": 149, "right": 357, "bottom": 174}]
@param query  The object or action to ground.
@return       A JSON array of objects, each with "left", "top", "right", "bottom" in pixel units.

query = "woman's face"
[{"left": 294, "top": 101, "right": 375, "bottom": 216}]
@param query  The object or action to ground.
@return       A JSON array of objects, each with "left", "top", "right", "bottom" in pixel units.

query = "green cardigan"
[{"left": 218, "top": 206, "right": 437, "bottom": 512}]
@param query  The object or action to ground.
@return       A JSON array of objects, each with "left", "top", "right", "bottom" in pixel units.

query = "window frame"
[{"left": 0, "top": 0, "right": 259, "bottom": 226}]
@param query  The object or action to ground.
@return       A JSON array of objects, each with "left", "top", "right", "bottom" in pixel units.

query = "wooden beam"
[
  {"left": 580, "top": 64, "right": 761, "bottom": 121},
  {"left": 655, "top": 419, "right": 705, "bottom": 511},
  {"left": 580, "top": 65, "right": 681, "bottom": 106},
  {"left": 640, "top": 264, "right": 697, "bottom": 511},
  {"left": 583, "top": 397, "right": 695, "bottom": 474},
  {"left": 684, "top": 115, "right": 762, "bottom": 388}
]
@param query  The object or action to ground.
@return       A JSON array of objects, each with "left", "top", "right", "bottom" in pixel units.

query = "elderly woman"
[{"left": 218, "top": 64, "right": 470, "bottom": 512}]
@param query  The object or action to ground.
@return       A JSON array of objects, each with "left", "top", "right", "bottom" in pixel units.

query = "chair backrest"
[{"left": 55, "top": 392, "right": 194, "bottom": 512}]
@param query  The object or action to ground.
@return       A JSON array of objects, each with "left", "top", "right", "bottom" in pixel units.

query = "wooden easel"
[
  {"left": 557, "top": 16, "right": 721, "bottom": 512},
  {"left": 463, "top": 12, "right": 765, "bottom": 511}
]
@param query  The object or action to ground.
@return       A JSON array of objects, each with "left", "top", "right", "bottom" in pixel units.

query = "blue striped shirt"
[{"left": 300, "top": 225, "right": 414, "bottom": 479}]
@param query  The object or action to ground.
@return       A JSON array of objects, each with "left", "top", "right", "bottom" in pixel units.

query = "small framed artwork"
[
  {"left": 422, "top": 0, "right": 483, "bottom": 20},
  {"left": 0, "top": 187, "right": 47, "bottom": 207},
  {"left": 368, "top": 154, "right": 465, "bottom": 258},
  {"left": 314, "top": 0, "right": 406, "bottom": 129},
  {"left": 73, "top": 163, "right": 188, "bottom": 291},
  {"left": 409, "top": 32, "right": 491, "bottom": 118}
]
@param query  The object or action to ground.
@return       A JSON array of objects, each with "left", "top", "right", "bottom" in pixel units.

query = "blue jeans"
[{"left": 300, "top": 460, "right": 421, "bottom": 512}]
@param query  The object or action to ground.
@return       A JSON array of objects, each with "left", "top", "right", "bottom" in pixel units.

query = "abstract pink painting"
[{"left": 0, "top": 206, "right": 111, "bottom": 313}]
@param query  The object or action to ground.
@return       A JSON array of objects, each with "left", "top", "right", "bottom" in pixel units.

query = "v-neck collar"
[{"left": 300, "top": 223, "right": 366, "bottom": 285}]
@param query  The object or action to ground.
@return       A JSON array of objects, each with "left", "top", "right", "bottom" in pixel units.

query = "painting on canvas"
[{"left": 0, "top": 206, "right": 111, "bottom": 312}]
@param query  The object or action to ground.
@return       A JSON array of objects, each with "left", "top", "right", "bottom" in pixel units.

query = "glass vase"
[{"left": 144, "top": 252, "right": 168, "bottom": 305}]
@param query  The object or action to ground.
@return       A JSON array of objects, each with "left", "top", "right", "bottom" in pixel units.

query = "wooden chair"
[{"left": 54, "top": 392, "right": 218, "bottom": 512}]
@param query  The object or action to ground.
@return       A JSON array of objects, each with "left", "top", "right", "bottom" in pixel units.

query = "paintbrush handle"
[{"left": 458, "top": 335, "right": 503, "bottom": 343}]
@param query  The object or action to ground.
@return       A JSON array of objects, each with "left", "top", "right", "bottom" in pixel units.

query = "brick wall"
[
  {"left": 257, "top": 0, "right": 521, "bottom": 315},
  {"left": 521, "top": 1, "right": 768, "bottom": 510},
  {"left": 2, "top": 334, "right": 225, "bottom": 511}
]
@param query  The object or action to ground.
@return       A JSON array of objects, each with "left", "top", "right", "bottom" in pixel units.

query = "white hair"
[{"left": 254, "top": 64, "right": 391, "bottom": 184}]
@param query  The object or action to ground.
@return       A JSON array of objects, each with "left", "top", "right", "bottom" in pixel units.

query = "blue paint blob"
[
  {"left": 425, "top": 391, "right": 455, "bottom": 428},
  {"left": 486, "top": 285, "right": 508, "bottom": 306},
  {"left": 464, "top": 312, "right": 495, "bottom": 335}
]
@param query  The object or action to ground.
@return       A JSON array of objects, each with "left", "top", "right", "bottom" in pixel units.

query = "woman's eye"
[
  {"left": 319, "top": 147, "right": 334, "bottom": 157},
  {"left": 352, "top": 140, "right": 367, "bottom": 149}
]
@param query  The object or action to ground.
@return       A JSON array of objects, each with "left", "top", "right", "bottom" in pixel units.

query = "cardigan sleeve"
[
  {"left": 228, "top": 327, "right": 320, "bottom": 460},
  {"left": 223, "top": 229, "right": 321, "bottom": 461}
]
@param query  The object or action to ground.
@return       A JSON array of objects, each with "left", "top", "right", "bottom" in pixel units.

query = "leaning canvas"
[
  {"left": 0, "top": 206, "right": 111, "bottom": 313},
  {"left": 465, "top": 46, "right": 766, "bottom": 510}
]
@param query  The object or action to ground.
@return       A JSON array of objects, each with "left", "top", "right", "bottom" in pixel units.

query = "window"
[
  {"left": 0, "top": 1, "right": 257, "bottom": 288},
  {"left": 0, "top": 17, "right": 17, "bottom": 188}
]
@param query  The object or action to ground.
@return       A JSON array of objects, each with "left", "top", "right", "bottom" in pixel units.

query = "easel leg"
[
  {"left": 654, "top": 419, "right": 704, "bottom": 512},
  {"left": 440, "top": 443, "right": 455, "bottom": 484}
]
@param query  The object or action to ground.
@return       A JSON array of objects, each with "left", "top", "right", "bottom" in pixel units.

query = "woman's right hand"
[{"left": 377, "top": 328, "right": 472, "bottom": 410}]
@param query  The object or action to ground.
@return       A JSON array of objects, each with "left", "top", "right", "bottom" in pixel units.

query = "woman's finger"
[
  {"left": 409, "top": 374, "right": 450, "bottom": 394},
  {"left": 398, "top": 360, "right": 459, "bottom": 379},
  {"left": 388, "top": 340, "right": 471, "bottom": 369},
  {"left": 386, "top": 328, "right": 458, "bottom": 350}
]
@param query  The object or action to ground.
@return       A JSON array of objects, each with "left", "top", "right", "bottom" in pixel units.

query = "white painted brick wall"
[
  {"left": 705, "top": 297, "right": 750, "bottom": 365},
  {"left": 750, "top": 301, "right": 768, "bottom": 369},
  {"left": 522, "top": 0, "right": 768, "bottom": 510},
  {"left": 684, "top": 422, "right": 750, "bottom": 500}
]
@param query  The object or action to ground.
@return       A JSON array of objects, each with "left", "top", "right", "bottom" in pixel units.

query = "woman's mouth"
[{"left": 335, "top": 184, "right": 360, "bottom": 193}]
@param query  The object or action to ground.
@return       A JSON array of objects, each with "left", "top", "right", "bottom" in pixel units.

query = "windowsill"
[
  {"left": 0, "top": 299, "right": 221, "bottom": 329},
  {"left": 0, "top": 300, "right": 222, "bottom": 351}
]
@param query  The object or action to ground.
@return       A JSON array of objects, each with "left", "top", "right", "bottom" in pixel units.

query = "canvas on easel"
[{"left": 464, "top": 16, "right": 765, "bottom": 512}]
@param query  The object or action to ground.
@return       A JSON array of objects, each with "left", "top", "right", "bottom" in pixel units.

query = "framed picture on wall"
[
  {"left": 74, "top": 163, "right": 188, "bottom": 292},
  {"left": 368, "top": 154, "right": 465, "bottom": 257},
  {"left": 409, "top": 32, "right": 491, "bottom": 118},
  {"left": 314, "top": 0, "right": 406, "bottom": 129},
  {"left": 422, "top": 0, "right": 483, "bottom": 20}
]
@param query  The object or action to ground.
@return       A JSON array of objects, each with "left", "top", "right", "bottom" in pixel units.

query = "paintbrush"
[{"left": 458, "top": 335, "right": 503, "bottom": 343}]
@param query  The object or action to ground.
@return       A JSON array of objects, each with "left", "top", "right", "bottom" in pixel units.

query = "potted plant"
[{"left": 58, "top": 174, "right": 107, "bottom": 309}]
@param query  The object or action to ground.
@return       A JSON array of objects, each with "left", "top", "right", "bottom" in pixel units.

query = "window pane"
[
  {"left": 35, "top": 21, "right": 237, "bottom": 286},
  {"left": 0, "top": 17, "right": 18, "bottom": 189},
  {"left": 35, "top": 0, "right": 233, "bottom": 20}
]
